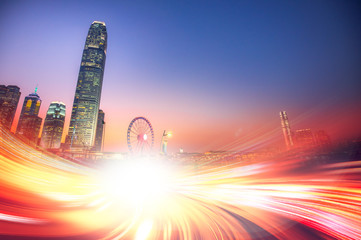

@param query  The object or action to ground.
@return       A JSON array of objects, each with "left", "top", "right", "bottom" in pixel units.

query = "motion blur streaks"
[{"left": 0, "top": 127, "right": 360, "bottom": 239}]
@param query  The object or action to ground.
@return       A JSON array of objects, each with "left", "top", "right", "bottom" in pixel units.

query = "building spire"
[{"left": 35, "top": 85, "right": 38, "bottom": 94}]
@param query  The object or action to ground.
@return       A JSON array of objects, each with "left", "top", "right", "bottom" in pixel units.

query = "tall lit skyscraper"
[
  {"left": 67, "top": 21, "right": 107, "bottom": 149},
  {"left": 41, "top": 102, "right": 66, "bottom": 149},
  {"left": 94, "top": 109, "right": 105, "bottom": 151},
  {"left": 0, "top": 85, "right": 21, "bottom": 130},
  {"left": 17, "top": 88, "right": 42, "bottom": 143},
  {"left": 280, "top": 111, "right": 294, "bottom": 149}
]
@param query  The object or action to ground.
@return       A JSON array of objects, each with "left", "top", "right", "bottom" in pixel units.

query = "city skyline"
[
  {"left": 0, "top": 2, "right": 361, "bottom": 238},
  {"left": 1, "top": 1, "right": 360, "bottom": 152}
]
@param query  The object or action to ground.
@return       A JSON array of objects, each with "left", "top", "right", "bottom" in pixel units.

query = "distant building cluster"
[
  {"left": 280, "top": 111, "right": 331, "bottom": 150},
  {"left": 0, "top": 21, "right": 107, "bottom": 153}
]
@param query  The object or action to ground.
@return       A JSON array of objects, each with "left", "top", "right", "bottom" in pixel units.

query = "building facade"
[
  {"left": 0, "top": 85, "right": 21, "bottom": 130},
  {"left": 41, "top": 102, "right": 66, "bottom": 149},
  {"left": 314, "top": 130, "right": 331, "bottom": 147},
  {"left": 93, "top": 109, "right": 105, "bottom": 151},
  {"left": 294, "top": 129, "right": 314, "bottom": 148},
  {"left": 280, "top": 111, "right": 294, "bottom": 149},
  {"left": 16, "top": 88, "right": 42, "bottom": 143},
  {"left": 67, "top": 21, "right": 107, "bottom": 149}
]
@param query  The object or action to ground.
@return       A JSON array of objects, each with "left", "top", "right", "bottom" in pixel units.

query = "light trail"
[{"left": 0, "top": 127, "right": 360, "bottom": 239}]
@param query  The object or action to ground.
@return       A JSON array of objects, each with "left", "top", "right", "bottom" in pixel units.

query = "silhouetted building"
[
  {"left": 41, "top": 102, "right": 66, "bottom": 149},
  {"left": 93, "top": 109, "right": 105, "bottom": 151},
  {"left": 67, "top": 21, "right": 107, "bottom": 149},
  {"left": 294, "top": 129, "right": 314, "bottom": 148},
  {"left": 280, "top": 111, "right": 294, "bottom": 149},
  {"left": 0, "top": 85, "right": 21, "bottom": 130},
  {"left": 314, "top": 130, "right": 331, "bottom": 147},
  {"left": 16, "top": 88, "right": 42, "bottom": 142}
]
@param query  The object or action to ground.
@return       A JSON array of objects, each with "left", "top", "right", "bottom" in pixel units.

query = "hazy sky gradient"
[{"left": 1, "top": 0, "right": 360, "bottom": 152}]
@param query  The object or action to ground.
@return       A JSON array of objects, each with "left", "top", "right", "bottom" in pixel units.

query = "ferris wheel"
[{"left": 127, "top": 117, "right": 154, "bottom": 154}]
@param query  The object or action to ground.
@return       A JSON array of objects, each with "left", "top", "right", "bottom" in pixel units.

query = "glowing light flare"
[
  {"left": 98, "top": 159, "right": 176, "bottom": 208},
  {"left": 135, "top": 219, "right": 153, "bottom": 240},
  {"left": 0, "top": 213, "right": 46, "bottom": 224},
  {"left": 1, "top": 126, "right": 361, "bottom": 239}
]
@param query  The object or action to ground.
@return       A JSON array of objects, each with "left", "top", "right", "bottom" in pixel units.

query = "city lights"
[{"left": 0, "top": 1, "right": 360, "bottom": 239}]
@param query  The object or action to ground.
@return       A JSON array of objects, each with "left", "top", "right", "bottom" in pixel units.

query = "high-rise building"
[
  {"left": 67, "top": 21, "right": 107, "bottom": 149},
  {"left": 280, "top": 111, "right": 294, "bottom": 149},
  {"left": 0, "top": 85, "right": 21, "bottom": 130},
  {"left": 314, "top": 130, "right": 331, "bottom": 147},
  {"left": 16, "top": 88, "right": 42, "bottom": 143},
  {"left": 294, "top": 129, "right": 314, "bottom": 148},
  {"left": 40, "top": 102, "right": 66, "bottom": 149},
  {"left": 93, "top": 109, "right": 105, "bottom": 151}
]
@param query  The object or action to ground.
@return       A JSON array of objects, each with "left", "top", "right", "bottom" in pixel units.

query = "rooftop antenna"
[{"left": 34, "top": 84, "right": 38, "bottom": 94}]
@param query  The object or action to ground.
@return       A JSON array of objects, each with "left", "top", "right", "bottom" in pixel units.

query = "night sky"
[{"left": 1, "top": 0, "right": 360, "bottom": 152}]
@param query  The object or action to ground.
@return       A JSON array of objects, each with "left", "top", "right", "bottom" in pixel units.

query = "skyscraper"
[
  {"left": 41, "top": 102, "right": 66, "bottom": 149},
  {"left": 0, "top": 85, "right": 21, "bottom": 130},
  {"left": 280, "top": 111, "right": 294, "bottom": 149},
  {"left": 67, "top": 21, "right": 107, "bottom": 149},
  {"left": 17, "top": 88, "right": 42, "bottom": 143},
  {"left": 94, "top": 109, "right": 105, "bottom": 151}
]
